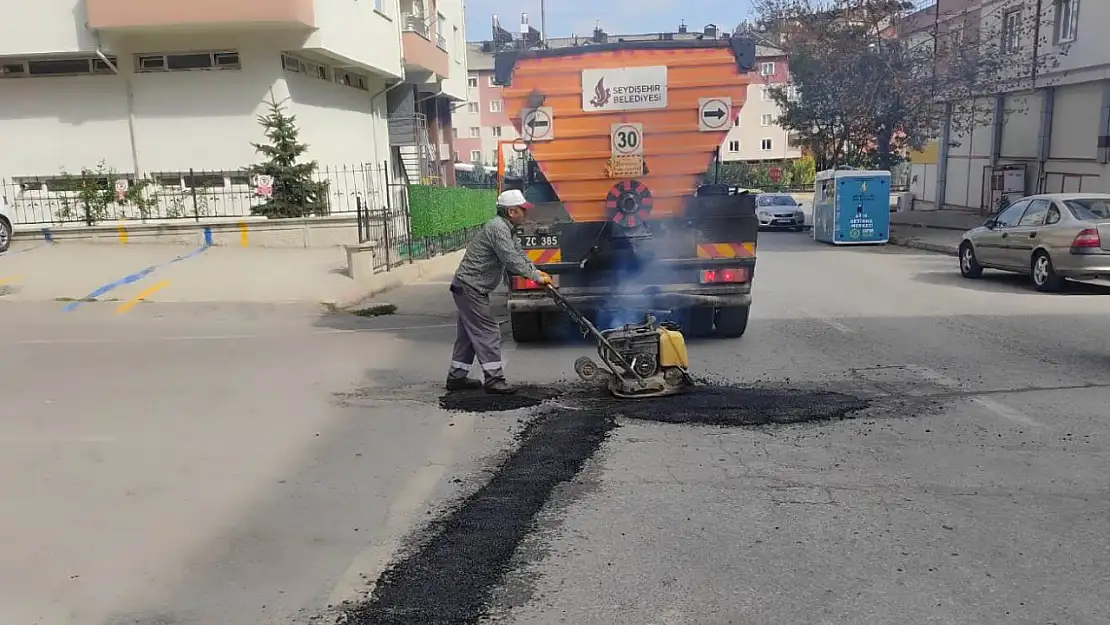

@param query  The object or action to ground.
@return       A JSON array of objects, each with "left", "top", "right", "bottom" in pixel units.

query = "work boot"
[
  {"left": 445, "top": 377, "right": 483, "bottom": 391},
  {"left": 484, "top": 378, "right": 517, "bottom": 395}
]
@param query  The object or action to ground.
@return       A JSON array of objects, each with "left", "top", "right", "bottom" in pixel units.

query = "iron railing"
[
  {"left": 356, "top": 160, "right": 480, "bottom": 272},
  {"left": 1, "top": 163, "right": 386, "bottom": 226}
]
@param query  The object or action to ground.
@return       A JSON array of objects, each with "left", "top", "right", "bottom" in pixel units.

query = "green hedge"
[{"left": 408, "top": 185, "right": 496, "bottom": 238}]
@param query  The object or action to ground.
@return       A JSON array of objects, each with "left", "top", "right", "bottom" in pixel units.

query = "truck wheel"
[
  {"left": 510, "top": 312, "right": 544, "bottom": 343},
  {"left": 715, "top": 306, "right": 750, "bottom": 338},
  {"left": 686, "top": 307, "right": 716, "bottom": 338}
]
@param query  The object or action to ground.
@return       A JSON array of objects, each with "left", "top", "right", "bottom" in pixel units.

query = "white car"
[
  {"left": 755, "top": 193, "right": 806, "bottom": 231},
  {"left": 0, "top": 196, "right": 11, "bottom": 253}
]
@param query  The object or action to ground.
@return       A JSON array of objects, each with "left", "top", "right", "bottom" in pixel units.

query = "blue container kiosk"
[{"left": 812, "top": 168, "right": 890, "bottom": 245}]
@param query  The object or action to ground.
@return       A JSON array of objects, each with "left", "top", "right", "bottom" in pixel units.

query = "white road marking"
[
  {"left": 7, "top": 324, "right": 457, "bottom": 346},
  {"left": 327, "top": 411, "right": 478, "bottom": 605},
  {"left": 907, "top": 365, "right": 1042, "bottom": 427},
  {"left": 799, "top": 307, "right": 854, "bottom": 333}
]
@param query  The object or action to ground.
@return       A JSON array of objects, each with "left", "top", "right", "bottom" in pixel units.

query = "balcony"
[
  {"left": 86, "top": 0, "right": 315, "bottom": 31},
  {"left": 401, "top": 13, "right": 449, "bottom": 78}
]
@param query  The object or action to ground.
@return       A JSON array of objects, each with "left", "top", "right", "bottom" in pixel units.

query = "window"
[
  {"left": 786, "top": 85, "right": 800, "bottom": 101},
  {"left": 436, "top": 13, "right": 447, "bottom": 50},
  {"left": 467, "top": 102, "right": 479, "bottom": 113},
  {"left": 136, "top": 51, "right": 241, "bottom": 73},
  {"left": 1045, "top": 204, "right": 1062, "bottom": 225},
  {"left": 488, "top": 75, "right": 497, "bottom": 87},
  {"left": 468, "top": 75, "right": 478, "bottom": 88},
  {"left": 1054, "top": 0, "right": 1078, "bottom": 43},
  {"left": 470, "top": 150, "right": 482, "bottom": 162},
  {"left": 1018, "top": 199, "right": 1050, "bottom": 226},
  {"left": 452, "top": 128, "right": 458, "bottom": 139},
  {"left": 760, "top": 138, "right": 773, "bottom": 151},
  {"left": 454, "top": 26, "right": 462, "bottom": 63},
  {"left": 760, "top": 86, "right": 771, "bottom": 102},
  {"left": 469, "top": 126, "right": 480, "bottom": 138},
  {"left": 1, "top": 56, "right": 119, "bottom": 78},
  {"left": 728, "top": 140, "right": 740, "bottom": 152},
  {"left": 1002, "top": 9, "right": 1022, "bottom": 54},
  {"left": 490, "top": 99, "right": 502, "bottom": 113},
  {"left": 334, "top": 69, "right": 368, "bottom": 90},
  {"left": 281, "top": 53, "right": 329, "bottom": 81},
  {"left": 994, "top": 199, "right": 1030, "bottom": 226},
  {"left": 492, "top": 126, "right": 503, "bottom": 137},
  {"left": 760, "top": 114, "right": 773, "bottom": 127},
  {"left": 760, "top": 62, "right": 775, "bottom": 76},
  {"left": 733, "top": 116, "right": 740, "bottom": 127}
]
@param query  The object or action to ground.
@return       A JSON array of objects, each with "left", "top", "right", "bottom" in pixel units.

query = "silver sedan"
[
  {"left": 755, "top": 194, "right": 806, "bottom": 231},
  {"left": 958, "top": 193, "right": 1110, "bottom": 291}
]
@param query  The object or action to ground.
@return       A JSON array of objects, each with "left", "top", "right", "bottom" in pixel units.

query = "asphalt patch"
[
  {"left": 584, "top": 383, "right": 872, "bottom": 426},
  {"left": 438, "top": 385, "right": 562, "bottom": 413},
  {"left": 342, "top": 383, "right": 876, "bottom": 624},
  {"left": 347, "top": 407, "right": 616, "bottom": 625}
]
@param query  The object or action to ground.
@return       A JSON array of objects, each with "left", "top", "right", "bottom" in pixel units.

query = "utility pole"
[{"left": 540, "top": 0, "right": 547, "bottom": 47}]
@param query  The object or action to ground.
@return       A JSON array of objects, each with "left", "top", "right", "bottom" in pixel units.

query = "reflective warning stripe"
[
  {"left": 526, "top": 248, "right": 562, "bottom": 264},
  {"left": 696, "top": 243, "right": 756, "bottom": 259}
]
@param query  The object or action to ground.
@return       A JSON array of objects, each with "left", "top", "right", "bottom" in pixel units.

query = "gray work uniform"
[{"left": 449, "top": 215, "right": 543, "bottom": 381}]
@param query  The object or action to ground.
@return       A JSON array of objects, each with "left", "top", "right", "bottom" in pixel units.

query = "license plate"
[
  {"left": 518, "top": 234, "right": 560, "bottom": 249},
  {"left": 773, "top": 219, "right": 792, "bottom": 225}
]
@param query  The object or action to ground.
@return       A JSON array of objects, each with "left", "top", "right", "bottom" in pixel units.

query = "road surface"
[{"left": 2, "top": 231, "right": 1108, "bottom": 625}]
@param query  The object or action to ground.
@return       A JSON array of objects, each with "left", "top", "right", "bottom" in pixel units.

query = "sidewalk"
[
  {"left": 887, "top": 208, "right": 985, "bottom": 256},
  {"left": 890, "top": 208, "right": 985, "bottom": 231}
]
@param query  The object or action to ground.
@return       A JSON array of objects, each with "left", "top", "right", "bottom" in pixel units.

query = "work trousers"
[{"left": 448, "top": 278, "right": 505, "bottom": 382}]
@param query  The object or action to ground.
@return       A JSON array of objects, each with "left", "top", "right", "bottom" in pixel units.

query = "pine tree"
[{"left": 247, "top": 96, "right": 328, "bottom": 218}]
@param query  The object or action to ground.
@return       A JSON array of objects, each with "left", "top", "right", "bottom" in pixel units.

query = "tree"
[
  {"left": 753, "top": 0, "right": 1065, "bottom": 172},
  {"left": 247, "top": 95, "right": 328, "bottom": 218}
]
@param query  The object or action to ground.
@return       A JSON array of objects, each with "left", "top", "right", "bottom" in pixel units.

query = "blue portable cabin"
[{"left": 812, "top": 168, "right": 890, "bottom": 245}]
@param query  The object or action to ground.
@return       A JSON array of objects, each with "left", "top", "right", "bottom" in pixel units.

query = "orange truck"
[{"left": 494, "top": 37, "right": 759, "bottom": 342}]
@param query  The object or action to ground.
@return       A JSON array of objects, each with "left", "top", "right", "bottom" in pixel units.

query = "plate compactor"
[{"left": 545, "top": 285, "right": 695, "bottom": 399}]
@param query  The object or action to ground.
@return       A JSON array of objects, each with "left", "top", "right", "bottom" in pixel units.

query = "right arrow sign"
[{"left": 697, "top": 97, "right": 733, "bottom": 132}]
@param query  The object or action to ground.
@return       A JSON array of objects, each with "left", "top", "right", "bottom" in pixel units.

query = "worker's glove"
[{"left": 536, "top": 272, "right": 554, "bottom": 286}]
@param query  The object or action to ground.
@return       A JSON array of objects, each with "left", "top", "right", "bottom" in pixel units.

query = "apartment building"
[
  {"left": 453, "top": 45, "right": 512, "bottom": 167},
  {"left": 0, "top": 0, "right": 467, "bottom": 201},
  {"left": 454, "top": 25, "right": 802, "bottom": 169},
  {"left": 908, "top": 0, "right": 1106, "bottom": 211},
  {"left": 720, "top": 46, "right": 803, "bottom": 163}
]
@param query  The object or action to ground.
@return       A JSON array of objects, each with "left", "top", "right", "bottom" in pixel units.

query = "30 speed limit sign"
[{"left": 610, "top": 123, "right": 643, "bottom": 156}]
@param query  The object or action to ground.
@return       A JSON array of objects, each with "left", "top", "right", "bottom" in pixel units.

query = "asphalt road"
[{"left": 3, "top": 231, "right": 1109, "bottom": 625}]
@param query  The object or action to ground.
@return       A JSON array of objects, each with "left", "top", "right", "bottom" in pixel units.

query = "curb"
[
  {"left": 889, "top": 236, "right": 959, "bottom": 256},
  {"left": 323, "top": 250, "right": 465, "bottom": 310},
  {"left": 890, "top": 222, "right": 975, "bottom": 232}
]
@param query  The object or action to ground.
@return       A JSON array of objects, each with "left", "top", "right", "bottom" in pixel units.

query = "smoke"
[{"left": 595, "top": 232, "right": 687, "bottom": 330}]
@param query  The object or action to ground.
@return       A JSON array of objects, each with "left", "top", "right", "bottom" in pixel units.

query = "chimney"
[{"left": 592, "top": 24, "right": 607, "bottom": 43}]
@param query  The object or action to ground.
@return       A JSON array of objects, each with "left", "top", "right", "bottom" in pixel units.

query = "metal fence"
[
  {"left": 1, "top": 163, "right": 388, "bottom": 226},
  {"left": 356, "top": 163, "right": 482, "bottom": 272}
]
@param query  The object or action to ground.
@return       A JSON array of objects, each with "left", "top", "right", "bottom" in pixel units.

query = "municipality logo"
[{"left": 589, "top": 77, "right": 611, "bottom": 108}]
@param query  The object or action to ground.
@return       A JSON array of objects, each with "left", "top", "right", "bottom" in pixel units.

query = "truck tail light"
[
  {"left": 1071, "top": 228, "right": 1101, "bottom": 249},
  {"left": 700, "top": 268, "right": 748, "bottom": 284},
  {"left": 512, "top": 275, "right": 558, "bottom": 290}
]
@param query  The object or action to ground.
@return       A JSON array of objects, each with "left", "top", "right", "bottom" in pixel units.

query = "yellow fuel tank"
[{"left": 658, "top": 328, "right": 689, "bottom": 369}]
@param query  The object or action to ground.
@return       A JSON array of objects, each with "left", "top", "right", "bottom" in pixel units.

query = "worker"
[{"left": 447, "top": 189, "right": 552, "bottom": 395}]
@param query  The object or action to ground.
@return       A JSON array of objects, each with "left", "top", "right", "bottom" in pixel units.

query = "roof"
[{"left": 465, "top": 35, "right": 785, "bottom": 73}]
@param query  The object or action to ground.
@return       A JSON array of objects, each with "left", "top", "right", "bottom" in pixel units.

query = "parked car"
[
  {"left": 958, "top": 193, "right": 1110, "bottom": 291},
  {"left": 755, "top": 193, "right": 806, "bottom": 231},
  {"left": 0, "top": 196, "right": 11, "bottom": 253}
]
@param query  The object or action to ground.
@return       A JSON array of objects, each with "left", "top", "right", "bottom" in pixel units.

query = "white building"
[
  {"left": 910, "top": 0, "right": 1107, "bottom": 211},
  {"left": 719, "top": 46, "right": 803, "bottom": 163},
  {"left": 0, "top": 0, "right": 468, "bottom": 223}
]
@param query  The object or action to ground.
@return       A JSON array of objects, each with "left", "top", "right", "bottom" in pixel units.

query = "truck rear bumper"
[{"left": 508, "top": 286, "right": 752, "bottom": 313}]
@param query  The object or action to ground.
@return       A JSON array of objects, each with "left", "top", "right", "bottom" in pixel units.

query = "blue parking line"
[{"left": 62, "top": 244, "right": 210, "bottom": 312}]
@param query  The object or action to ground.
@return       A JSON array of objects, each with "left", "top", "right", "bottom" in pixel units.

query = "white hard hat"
[{"left": 496, "top": 189, "right": 533, "bottom": 209}]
